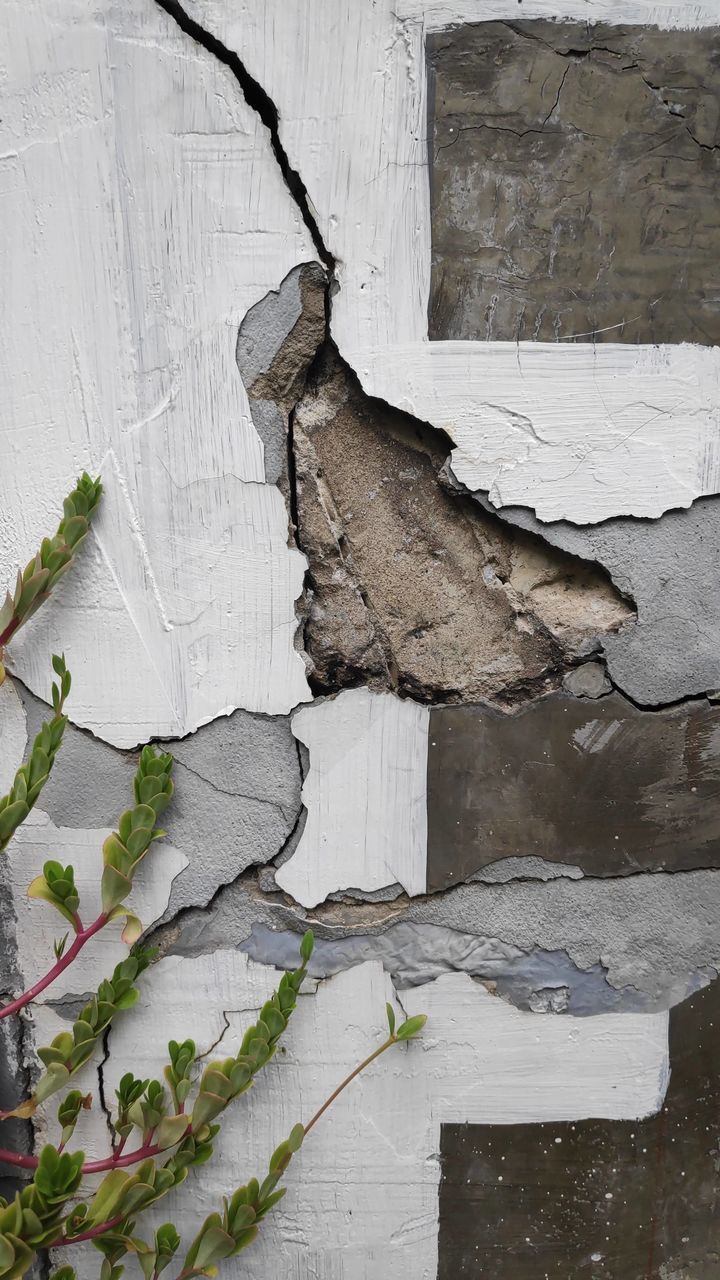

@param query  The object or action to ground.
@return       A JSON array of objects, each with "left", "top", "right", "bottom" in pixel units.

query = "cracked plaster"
[
  {"left": 472, "top": 491, "right": 720, "bottom": 705},
  {"left": 42, "top": 955, "right": 667, "bottom": 1280},
  {"left": 0, "top": 0, "right": 315, "bottom": 747},
  {"left": 178, "top": 0, "right": 720, "bottom": 524}
]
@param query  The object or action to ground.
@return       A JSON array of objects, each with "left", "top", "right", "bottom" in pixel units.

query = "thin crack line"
[{"left": 153, "top": 0, "right": 336, "bottom": 273}]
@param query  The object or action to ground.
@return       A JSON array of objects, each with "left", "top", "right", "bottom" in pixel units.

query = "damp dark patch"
[
  {"left": 426, "top": 693, "right": 720, "bottom": 891},
  {"left": 438, "top": 977, "right": 720, "bottom": 1278},
  {"left": 428, "top": 20, "right": 720, "bottom": 345}
]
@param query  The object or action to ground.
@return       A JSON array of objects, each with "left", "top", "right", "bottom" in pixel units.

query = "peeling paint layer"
[
  {"left": 276, "top": 689, "right": 429, "bottom": 906},
  {"left": 0, "top": 0, "right": 314, "bottom": 746},
  {"left": 182, "top": 0, "right": 720, "bottom": 524},
  {"left": 473, "top": 492, "right": 720, "bottom": 705}
]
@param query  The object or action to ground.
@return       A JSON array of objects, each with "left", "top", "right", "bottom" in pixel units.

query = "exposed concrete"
[
  {"left": 426, "top": 693, "right": 720, "bottom": 888},
  {"left": 19, "top": 686, "right": 303, "bottom": 917},
  {"left": 563, "top": 661, "right": 612, "bottom": 698},
  {"left": 438, "top": 979, "right": 720, "bottom": 1279},
  {"left": 237, "top": 262, "right": 326, "bottom": 489},
  {"left": 242, "top": 922, "right": 628, "bottom": 1016},
  {"left": 294, "top": 349, "right": 631, "bottom": 702},
  {"left": 470, "top": 492, "right": 720, "bottom": 705},
  {"left": 162, "top": 865, "right": 720, "bottom": 1014},
  {"left": 429, "top": 21, "right": 720, "bottom": 345}
]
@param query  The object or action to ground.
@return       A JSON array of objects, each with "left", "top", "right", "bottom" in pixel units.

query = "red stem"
[
  {"left": 0, "top": 1125, "right": 191, "bottom": 1174},
  {"left": 52, "top": 1212, "right": 125, "bottom": 1247},
  {"left": 0, "top": 617, "right": 20, "bottom": 648},
  {"left": 0, "top": 913, "right": 109, "bottom": 1020}
]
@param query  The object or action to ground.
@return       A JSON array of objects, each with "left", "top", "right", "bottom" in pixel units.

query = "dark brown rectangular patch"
[
  {"left": 426, "top": 695, "right": 720, "bottom": 891},
  {"left": 438, "top": 980, "right": 720, "bottom": 1278},
  {"left": 427, "top": 21, "right": 720, "bottom": 345}
]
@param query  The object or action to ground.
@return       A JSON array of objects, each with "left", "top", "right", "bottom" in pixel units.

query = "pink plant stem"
[
  {"left": 0, "top": 912, "right": 109, "bottom": 1020},
  {"left": 0, "top": 618, "right": 20, "bottom": 648},
  {"left": 0, "top": 1125, "right": 192, "bottom": 1174},
  {"left": 52, "top": 1212, "right": 125, "bottom": 1247}
]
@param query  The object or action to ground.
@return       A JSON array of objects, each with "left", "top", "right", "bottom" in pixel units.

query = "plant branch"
[
  {"left": 0, "top": 1124, "right": 192, "bottom": 1174},
  {"left": 302, "top": 1036, "right": 396, "bottom": 1137},
  {"left": 51, "top": 1213, "right": 125, "bottom": 1247},
  {"left": 0, "top": 913, "right": 109, "bottom": 1021}
]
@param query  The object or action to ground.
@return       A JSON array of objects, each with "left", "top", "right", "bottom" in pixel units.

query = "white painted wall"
[{"left": 0, "top": 0, "right": 314, "bottom": 746}]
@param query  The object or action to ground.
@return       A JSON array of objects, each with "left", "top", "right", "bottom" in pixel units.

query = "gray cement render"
[
  {"left": 470, "top": 491, "right": 720, "bottom": 705},
  {"left": 236, "top": 265, "right": 303, "bottom": 388},
  {"left": 164, "top": 865, "right": 720, "bottom": 1015},
  {"left": 19, "top": 687, "right": 303, "bottom": 918},
  {"left": 428, "top": 21, "right": 720, "bottom": 346}
]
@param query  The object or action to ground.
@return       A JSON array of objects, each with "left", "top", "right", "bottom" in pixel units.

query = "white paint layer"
[
  {"left": 0, "top": 679, "right": 27, "bottom": 794},
  {"left": 276, "top": 689, "right": 429, "bottom": 906},
  {"left": 188, "top": 0, "right": 720, "bottom": 523},
  {"left": 8, "top": 812, "right": 187, "bottom": 999},
  {"left": 0, "top": 0, "right": 314, "bottom": 746},
  {"left": 51, "top": 956, "right": 668, "bottom": 1280}
]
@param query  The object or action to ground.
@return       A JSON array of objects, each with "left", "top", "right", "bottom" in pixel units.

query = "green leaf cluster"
[
  {"left": 182, "top": 1123, "right": 305, "bottom": 1276},
  {"left": 0, "top": 1147, "right": 84, "bottom": 1277},
  {"left": 56, "top": 1091, "right": 90, "bottom": 1150},
  {"left": 32, "top": 949, "right": 156, "bottom": 1108},
  {"left": 0, "top": 656, "right": 70, "bottom": 852},
  {"left": 0, "top": 474, "right": 102, "bottom": 648},
  {"left": 191, "top": 933, "right": 313, "bottom": 1131},
  {"left": 101, "top": 747, "right": 174, "bottom": 912}
]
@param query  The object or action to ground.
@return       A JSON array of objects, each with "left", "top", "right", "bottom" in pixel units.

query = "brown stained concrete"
[
  {"left": 426, "top": 693, "right": 720, "bottom": 890},
  {"left": 428, "top": 21, "right": 720, "bottom": 344},
  {"left": 293, "top": 350, "right": 631, "bottom": 702},
  {"left": 438, "top": 978, "right": 720, "bottom": 1279}
]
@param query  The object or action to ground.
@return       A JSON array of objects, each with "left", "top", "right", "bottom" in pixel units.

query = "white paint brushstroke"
[
  {"left": 188, "top": 0, "right": 720, "bottom": 524},
  {"left": 0, "top": 680, "right": 27, "bottom": 794},
  {"left": 277, "top": 689, "right": 429, "bottom": 906},
  {"left": 0, "top": 0, "right": 314, "bottom": 746},
  {"left": 50, "top": 956, "right": 668, "bottom": 1280},
  {"left": 8, "top": 811, "right": 188, "bottom": 999}
]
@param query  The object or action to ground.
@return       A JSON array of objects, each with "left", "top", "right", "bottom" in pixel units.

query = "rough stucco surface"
[
  {"left": 471, "top": 491, "right": 720, "bottom": 704},
  {"left": 428, "top": 21, "right": 720, "bottom": 345},
  {"left": 294, "top": 351, "right": 631, "bottom": 701},
  {"left": 2, "top": 2, "right": 720, "bottom": 1278}
]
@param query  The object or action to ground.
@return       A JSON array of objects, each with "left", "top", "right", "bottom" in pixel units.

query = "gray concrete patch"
[
  {"left": 470, "top": 493, "right": 720, "bottom": 705},
  {"left": 19, "top": 687, "right": 303, "bottom": 919},
  {"left": 428, "top": 21, "right": 720, "bottom": 345},
  {"left": 164, "top": 866, "right": 720, "bottom": 1014}
]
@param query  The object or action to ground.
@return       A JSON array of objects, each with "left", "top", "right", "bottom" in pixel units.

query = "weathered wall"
[{"left": 1, "top": 1, "right": 719, "bottom": 1277}]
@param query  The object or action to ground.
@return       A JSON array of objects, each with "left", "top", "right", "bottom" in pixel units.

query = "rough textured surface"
[
  {"left": 47, "top": 955, "right": 667, "bottom": 1280},
  {"left": 295, "top": 352, "right": 631, "bottom": 700},
  {"left": 185, "top": 0, "right": 720, "bottom": 525},
  {"left": 19, "top": 685, "right": 302, "bottom": 918},
  {"left": 237, "top": 263, "right": 326, "bottom": 489},
  {"left": 1, "top": 0, "right": 314, "bottom": 746},
  {"left": 473, "top": 492, "right": 720, "bottom": 704},
  {"left": 426, "top": 693, "right": 720, "bottom": 889},
  {"left": 439, "top": 977, "right": 720, "bottom": 1279},
  {"left": 165, "top": 865, "right": 720, "bottom": 1013},
  {"left": 428, "top": 21, "right": 720, "bottom": 345}
]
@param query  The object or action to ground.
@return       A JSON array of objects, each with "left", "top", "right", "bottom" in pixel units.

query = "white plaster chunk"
[
  {"left": 0, "top": 0, "right": 315, "bottom": 746},
  {"left": 188, "top": 0, "right": 720, "bottom": 524},
  {"left": 0, "top": 679, "right": 27, "bottom": 794},
  {"left": 8, "top": 812, "right": 187, "bottom": 999},
  {"left": 54, "top": 956, "right": 668, "bottom": 1280},
  {"left": 276, "top": 689, "right": 429, "bottom": 906}
]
